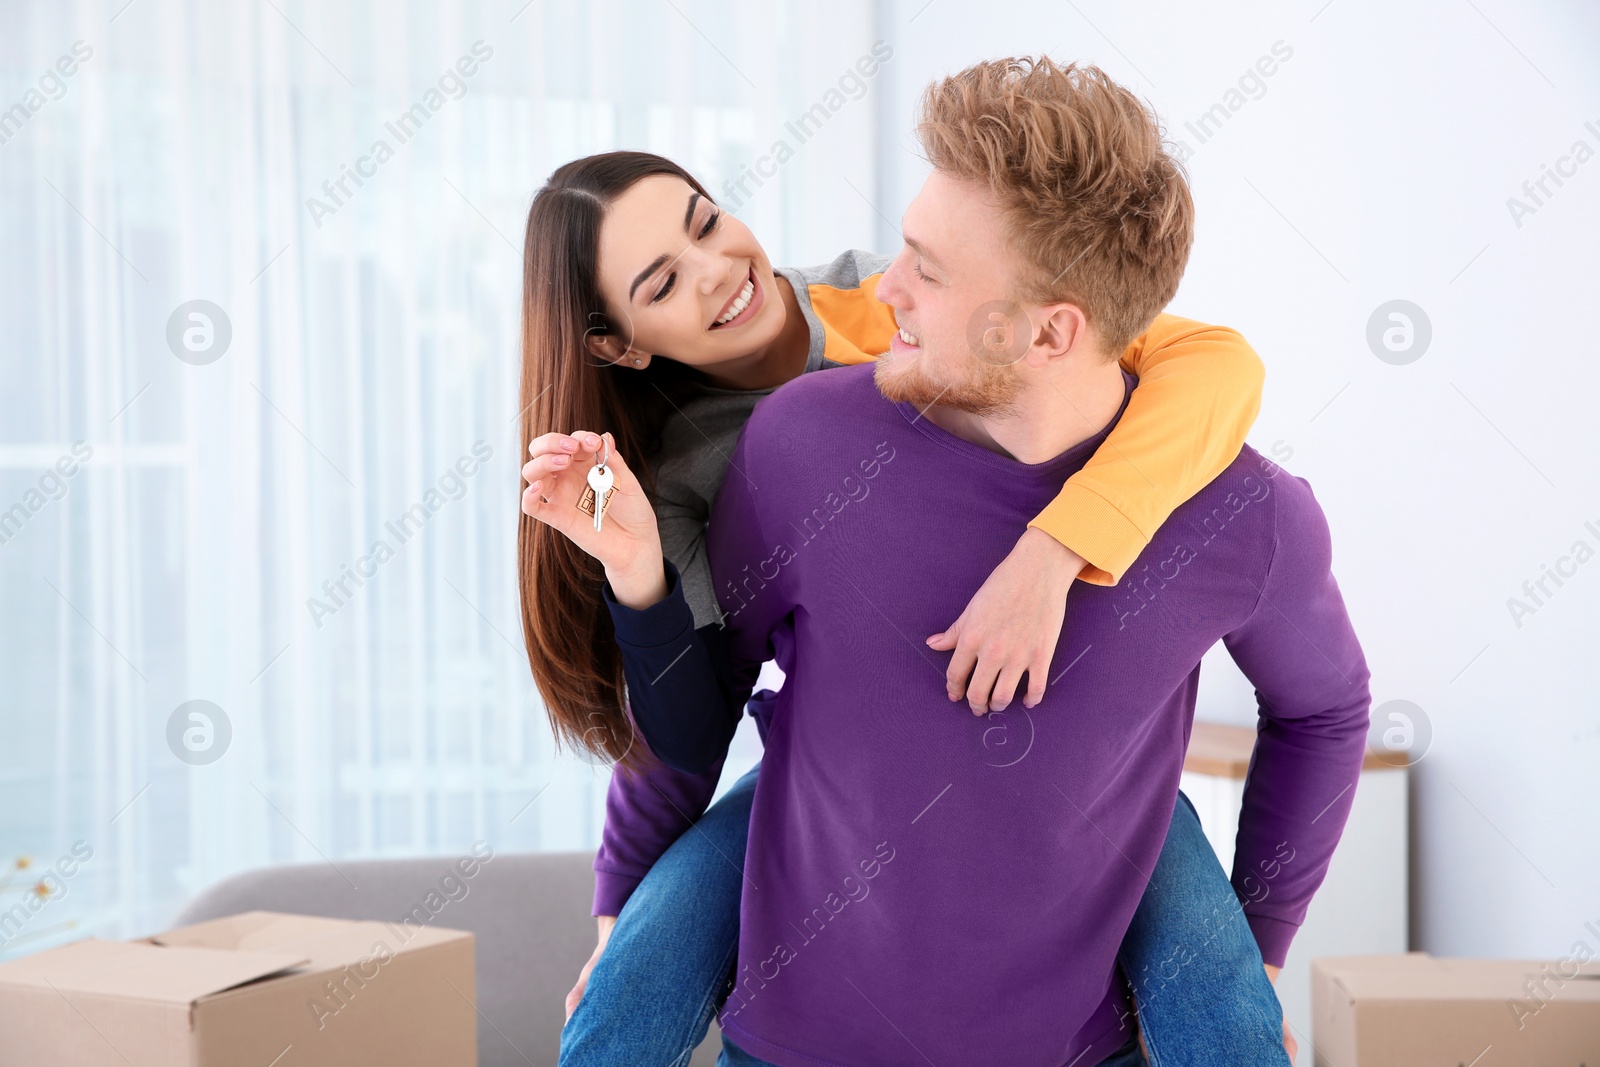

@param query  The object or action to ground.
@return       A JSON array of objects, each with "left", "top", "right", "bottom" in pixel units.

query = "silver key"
[{"left": 587, "top": 461, "right": 615, "bottom": 531}]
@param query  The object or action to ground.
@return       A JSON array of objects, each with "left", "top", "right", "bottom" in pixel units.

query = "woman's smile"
[{"left": 709, "top": 266, "right": 763, "bottom": 331}]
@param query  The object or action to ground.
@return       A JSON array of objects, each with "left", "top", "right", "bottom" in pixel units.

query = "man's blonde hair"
[{"left": 916, "top": 56, "right": 1194, "bottom": 357}]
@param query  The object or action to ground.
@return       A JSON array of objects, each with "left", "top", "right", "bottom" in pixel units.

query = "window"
[{"left": 0, "top": 0, "right": 882, "bottom": 955}]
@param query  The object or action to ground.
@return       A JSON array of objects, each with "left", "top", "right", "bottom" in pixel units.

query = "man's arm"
[
  {"left": 570, "top": 741, "right": 727, "bottom": 1018},
  {"left": 592, "top": 741, "right": 726, "bottom": 915},
  {"left": 1221, "top": 469, "right": 1372, "bottom": 967}
]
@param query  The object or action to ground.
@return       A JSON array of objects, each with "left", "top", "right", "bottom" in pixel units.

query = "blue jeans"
[{"left": 560, "top": 765, "right": 1289, "bottom": 1067}]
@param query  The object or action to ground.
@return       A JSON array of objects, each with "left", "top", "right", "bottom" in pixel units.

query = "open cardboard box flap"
[
  {"left": 152, "top": 909, "right": 468, "bottom": 982},
  {"left": 148, "top": 909, "right": 348, "bottom": 952},
  {"left": 0, "top": 936, "right": 309, "bottom": 1005}
]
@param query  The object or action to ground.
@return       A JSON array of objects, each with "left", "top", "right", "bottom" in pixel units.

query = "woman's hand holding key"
[{"left": 522, "top": 431, "right": 669, "bottom": 609}]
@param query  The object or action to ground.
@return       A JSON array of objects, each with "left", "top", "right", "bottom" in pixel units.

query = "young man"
[{"left": 615, "top": 57, "right": 1371, "bottom": 1066}]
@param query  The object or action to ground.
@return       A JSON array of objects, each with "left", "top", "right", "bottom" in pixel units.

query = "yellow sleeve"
[
  {"left": 806, "top": 272, "right": 897, "bottom": 365},
  {"left": 1027, "top": 313, "right": 1265, "bottom": 585}
]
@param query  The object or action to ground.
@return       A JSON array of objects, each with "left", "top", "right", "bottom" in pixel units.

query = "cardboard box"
[
  {"left": 1312, "top": 952, "right": 1600, "bottom": 1066},
  {"left": 0, "top": 910, "right": 476, "bottom": 1066}
]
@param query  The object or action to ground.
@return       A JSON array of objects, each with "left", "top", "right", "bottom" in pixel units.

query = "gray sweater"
[{"left": 646, "top": 250, "right": 889, "bottom": 627}]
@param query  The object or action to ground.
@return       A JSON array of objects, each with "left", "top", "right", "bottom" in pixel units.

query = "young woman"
[{"left": 516, "top": 151, "right": 1292, "bottom": 1066}]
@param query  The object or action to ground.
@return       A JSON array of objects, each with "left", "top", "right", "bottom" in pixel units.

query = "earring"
[{"left": 633, "top": 358, "right": 642, "bottom": 366}]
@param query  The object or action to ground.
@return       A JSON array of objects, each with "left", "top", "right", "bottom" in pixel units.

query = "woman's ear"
[{"left": 583, "top": 327, "right": 651, "bottom": 369}]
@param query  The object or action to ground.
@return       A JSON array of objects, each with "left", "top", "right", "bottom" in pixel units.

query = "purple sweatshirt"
[{"left": 602, "top": 365, "right": 1370, "bottom": 1065}]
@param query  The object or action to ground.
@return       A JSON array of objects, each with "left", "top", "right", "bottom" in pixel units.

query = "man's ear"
[
  {"left": 1030, "top": 301, "right": 1091, "bottom": 364},
  {"left": 583, "top": 327, "right": 650, "bottom": 369}
]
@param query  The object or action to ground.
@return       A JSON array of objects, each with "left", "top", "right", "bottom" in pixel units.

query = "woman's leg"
[
  {"left": 1117, "top": 790, "right": 1292, "bottom": 1067},
  {"left": 560, "top": 763, "right": 759, "bottom": 1067}
]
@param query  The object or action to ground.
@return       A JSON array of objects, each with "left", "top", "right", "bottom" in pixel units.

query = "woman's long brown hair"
[{"left": 517, "top": 152, "right": 715, "bottom": 769}]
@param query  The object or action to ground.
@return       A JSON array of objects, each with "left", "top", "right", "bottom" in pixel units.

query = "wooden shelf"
[{"left": 1184, "top": 720, "right": 1407, "bottom": 780}]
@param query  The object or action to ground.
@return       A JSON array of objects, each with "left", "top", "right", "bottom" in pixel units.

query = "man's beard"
[{"left": 873, "top": 347, "right": 1023, "bottom": 418}]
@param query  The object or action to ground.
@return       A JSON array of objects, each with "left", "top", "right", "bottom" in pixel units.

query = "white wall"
[{"left": 868, "top": 0, "right": 1600, "bottom": 962}]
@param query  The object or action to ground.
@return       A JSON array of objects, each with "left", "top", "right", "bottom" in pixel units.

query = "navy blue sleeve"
[{"left": 602, "top": 557, "right": 755, "bottom": 774}]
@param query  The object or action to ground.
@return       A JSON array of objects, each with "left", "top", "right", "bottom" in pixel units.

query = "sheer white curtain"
[{"left": 0, "top": 0, "right": 884, "bottom": 954}]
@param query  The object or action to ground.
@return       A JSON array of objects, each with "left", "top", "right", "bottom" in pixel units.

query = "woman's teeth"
[
  {"left": 898, "top": 326, "right": 920, "bottom": 346},
  {"left": 715, "top": 278, "right": 756, "bottom": 326}
]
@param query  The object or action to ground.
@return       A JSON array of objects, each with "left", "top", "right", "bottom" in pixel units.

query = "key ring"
[{"left": 575, "top": 434, "right": 616, "bottom": 523}]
